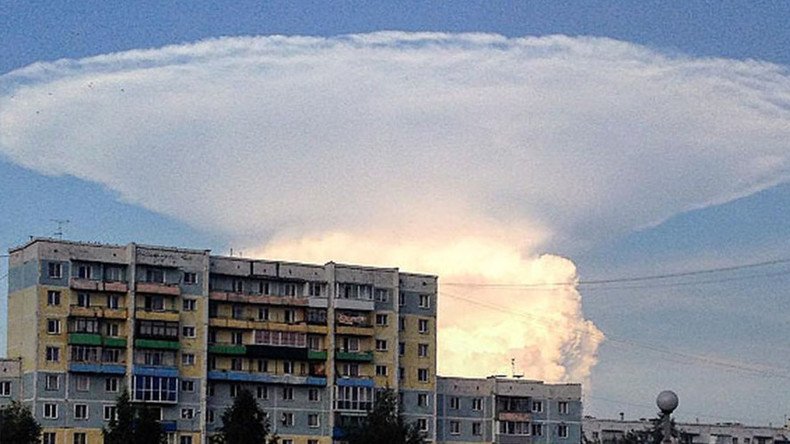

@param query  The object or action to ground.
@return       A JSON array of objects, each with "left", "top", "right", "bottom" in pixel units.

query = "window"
[
  {"left": 418, "top": 343, "right": 428, "bottom": 357},
  {"left": 418, "top": 319, "right": 429, "bottom": 333},
  {"left": 375, "top": 339, "right": 388, "bottom": 351},
  {"left": 257, "top": 307, "right": 269, "bottom": 321},
  {"left": 284, "top": 309, "right": 296, "bottom": 323},
  {"left": 43, "top": 432, "right": 56, "bottom": 444},
  {"left": 182, "top": 353, "right": 196, "bottom": 366},
  {"left": 417, "top": 368, "right": 429, "bottom": 382},
  {"left": 133, "top": 375, "right": 178, "bottom": 402},
  {"left": 282, "top": 387, "right": 294, "bottom": 400},
  {"left": 104, "top": 405, "right": 117, "bottom": 421},
  {"left": 208, "top": 383, "right": 215, "bottom": 396},
  {"left": 77, "top": 264, "right": 92, "bottom": 279},
  {"left": 308, "top": 413, "right": 320, "bottom": 428},
  {"left": 375, "top": 365, "right": 388, "bottom": 376},
  {"left": 48, "top": 262, "right": 62, "bottom": 278},
  {"left": 75, "top": 375, "right": 90, "bottom": 392},
  {"left": 74, "top": 403, "right": 88, "bottom": 420},
  {"left": 182, "top": 326, "right": 196, "bottom": 338},
  {"left": 43, "top": 403, "right": 58, "bottom": 419},
  {"left": 399, "top": 342, "right": 405, "bottom": 356},
  {"left": 501, "top": 421, "right": 530, "bottom": 435},
  {"left": 146, "top": 268, "right": 165, "bottom": 283},
  {"left": 45, "top": 374, "right": 59, "bottom": 391},
  {"left": 398, "top": 367, "right": 404, "bottom": 381},
  {"left": 450, "top": 421, "right": 460, "bottom": 435},
  {"left": 341, "top": 363, "right": 359, "bottom": 377},
  {"left": 232, "top": 279, "right": 244, "bottom": 293},
  {"left": 375, "top": 314, "right": 388, "bottom": 326},
  {"left": 257, "top": 359, "right": 268, "bottom": 373},
  {"left": 77, "top": 292, "right": 91, "bottom": 307},
  {"left": 230, "top": 384, "right": 240, "bottom": 397},
  {"left": 73, "top": 432, "right": 86, "bottom": 444},
  {"left": 181, "top": 408, "right": 195, "bottom": 419},
  {"left": 45, "top": 346, "right": 60, "bottom": 362},
  {"left": 283, "top": 283, "right": 297, "bottom": 297},
  {"left": 47, "top": 319, "right": 61, "bottom": 334},
  {"left": 472, "top": 422, "right": 482, "bottom": 436},
  {"left": 419, "top": 294, "right": 430, "bottom": 308},
  {"left": 450, "top": 396, "right": 460, "bottom": 409},
  {"left": 308, "top": 283, "right": 322, "bottom": 297},
  {"left": 232, "top": 305, "right": 245, "bottom": 319},
  {"left": 180, "top": 437, "right": 193, "bottom": 444},
  {"left": 334, "top": 386, "right": 373, "bottom": 411},
  {"left": 105, "top": 266, "right": 124, "bottom": 281},
  {"left": 281, "top": 412, "right": 294, "bottom": 426},
  {"left": 308, "top": 388, "right": 320, "bottom": 401},
  {"left": 472, "top": 398, "right": 483, "bottom": 410},
  {"left": 532, "top": 423, "right": 543, "bottom": 436},
  {"left": 342, "top": 337, "right": 360, "bottom": 352},
  {"left": 103, "top": 349, "right": 121, "bottom": 363},
  {"left": 181, "top": 380, "right": 195, "bottom": 392},
  {"left": 0, "top": 381, "right": 10, "bottom": 396},
  {"left": 283, "top": 361, "right": 294, "bottom": 374},
  {"left": 47, "top": 291, "right": 61, "bottom": 306},
  {"left": 257, "top": 386, "right": 269, "bottom": 399},
  {"left": 558, "top": 401, "right": 569, "bottom": 414},
  {"left": 107, "top": 294, "right": 120, "bottom": 309},
  {"left": 106, "top": 323, "right": 120, "bottom": 337},
  {"left": 417, "top": 418, "right": 428, "bottom": 431},
  {"left": 532, "top": 400, "right": 543, "bottom": 413},
  {"left": 74, "top": 318, "right": 100, "bottom": 333},
  {"left": 183, "top": 272, "right": 198, "bottom": 284},
  {"left": 308, "top": 440, "right": 319, "bottom": 444},
  {"left": 399, "top": 317, "right": 405, "bottom": 331},
  {"left": 231, "top": 358, "right": 242, "bottom": 371},
  {"left": 374, "top": 288, "right": 389, "bottom": 302},
  {"left": 182, "top": 299, "right": 196, "bottom": 311},
  {"left": 417, "top": 393, "right": 428, "bottom": 407},
  {"left": 307, "top": 336, "right": 321, "bottom": 351},
  {"left": 231, "top": 331, "right": 243, "bottom": 345},
  {"left": 282, "top": 440, "right": 293, "bottom": 444},
  {"left": 398, "top": 293, "right": 405, "bottom": 306},
  {"left": 558, "top": 424, "right": 569, "bottom": 438},
  {"left": 144, "top": 295, "right": 164, "bottom": 311}
]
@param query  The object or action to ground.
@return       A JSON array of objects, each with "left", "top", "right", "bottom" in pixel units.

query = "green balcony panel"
[
  {"left": 308, "top": 350, "right": 328, "bottom": 361},
  {"left": 335, "top": 351, "right": 374, "bottom": 362},
  {"left": 103, "top": 337, "right": 128, "bottom": 348},
  {"left": 69, "top": 333, "right": 102, "bottom": 346},
  {"left": 208, "top": 344, "right": 246, "bottom": 355},
  {"left": 134, "top": 339, "right": 180, "bottom": 350}
]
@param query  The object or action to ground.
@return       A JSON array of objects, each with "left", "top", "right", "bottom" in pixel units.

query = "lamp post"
[{"left": 656, "top": 391, "right": 679, "bottom": 444}]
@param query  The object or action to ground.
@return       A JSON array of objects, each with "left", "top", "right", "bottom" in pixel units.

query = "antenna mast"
[{"left": 51, "top": 219, "right": 70, "bottom": 239}]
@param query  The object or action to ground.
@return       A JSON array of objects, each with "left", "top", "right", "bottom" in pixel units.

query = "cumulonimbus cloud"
[{"left": 1, "top": 32, "right": 788, "bottom": 382}]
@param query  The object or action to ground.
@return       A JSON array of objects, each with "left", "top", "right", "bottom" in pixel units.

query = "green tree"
[
  {"left": 0, "top": 401, "right": 41, "bottom": 444},
  {"left": 218, "top": 388, "right": 270, "bottom": 444},
  {"left": 135, "top": 404, "right": 166, "bottom": 444},
  {"left": 343, "top": 389, "right": 426, "bottom": 444},
  {"left": 103, "top": 390, "right": 135, "bottom": 444}
]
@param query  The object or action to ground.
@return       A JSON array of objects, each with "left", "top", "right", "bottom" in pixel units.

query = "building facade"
[
  {"left": 436, "top": 376, "right": 583, "bottom": 444},
  {"left": 583, "top": 417, "right": 790, "bottom": 444},
  {"left": 5, "top": 238, "right": 438, "bottom": 444}
]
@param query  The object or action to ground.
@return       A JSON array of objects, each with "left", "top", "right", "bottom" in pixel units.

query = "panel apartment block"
[{"left": 5, "top": 238, "right": 438, "bottom": 444}]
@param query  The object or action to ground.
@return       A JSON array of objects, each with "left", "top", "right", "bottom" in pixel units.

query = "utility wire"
[
  {"left": 443, "top": 257, "right": 790, "bottom": 289},
  {"left": 440, "top": 290, "right": 790, "bottom": 381}
]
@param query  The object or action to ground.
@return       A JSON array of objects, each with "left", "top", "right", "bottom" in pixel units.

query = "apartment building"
[
  {"left": 583, "top": 417, "right": 790, "bottom": 444},
  {"left": 436, "top": 376, "right": 582, "bottom": 444},
  {"left": 5, "top": 238, "right": 438, "bottom": 444}
]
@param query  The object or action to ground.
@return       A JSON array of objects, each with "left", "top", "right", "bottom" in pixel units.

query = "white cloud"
[{"left": 1, "top": 32, "right": 788, "bottom": 382}]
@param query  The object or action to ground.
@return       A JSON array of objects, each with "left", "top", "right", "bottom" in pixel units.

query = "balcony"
[
  {"left": 136, "top": 282, "right": 181, "bottom": 296},
  {"left": 209, "top": 291, "right": 309, "bottom": 307},
  {"left": 103, "top": 337, "right": 128, "bottom": 348},
  {"left": 208, "top": 317, "right": 310, "bottom": 333},
  {"left": 336, "top": 376, "right": 375, "bottom": 388},
  {"left": 208, "top": 343, "right": 247, "bottom": 355},
  {"left": 135, "top": 308, "right": 180, "bottom": 322},
  {"left": 133, "top": 365, "right": 179, "bottom": 378},
  {"left": 245, "top": 344, "right": 308, "bottom": 360},
  {"left": 69, "top": 363, "right": 126, "bottom": 375},
  {"left": 70, "top": 278, "right": 129, "bottom": 293},
  {"left": 335, "top": 325, "right": 374, "bottom": 336},
  {"left": 335, "top": 350, "right": 374, "bottom": 362},
  {"left": 69, "top": 305, "right": 128, "bottom": 319},
  {"left": 134, "top": 338, "right": 180, "bottom": 350},
  {"left": 308, "top": 350, "right": 328, "bottom": 361},
  {"left": 68, "top": 333, "right": 102, "bottom": 346},
  {"left": 206, "top": 370, "right": 326, "bottom": 386},
  {"left": 498, "top": 412, "right": 532, "bottom": 422}
]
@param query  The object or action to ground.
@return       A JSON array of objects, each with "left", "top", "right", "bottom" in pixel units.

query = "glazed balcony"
[
  {"left": 70, "top": 277, "right": 129, "bottom": 293},
  {"left": 69, "top": 305, "right": 128, "bottom": 320},
  {"left": 136, "top": 282, "right": 181, "bottom": 296}
]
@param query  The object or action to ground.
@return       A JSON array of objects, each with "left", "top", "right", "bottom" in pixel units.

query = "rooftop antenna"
[
  {"left": 51, "top": 219, "right": 70, "bottom": 239},
  {"left": 511, "top": 358, "right": 515, "bottom": 377}
]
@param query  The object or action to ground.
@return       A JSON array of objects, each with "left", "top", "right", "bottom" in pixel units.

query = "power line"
[
  {"left": 442, "top": 257, "right": 790, "bottom": 289},
  {"left": 439, "top": 290, "right": 790, "bottom": 381}
]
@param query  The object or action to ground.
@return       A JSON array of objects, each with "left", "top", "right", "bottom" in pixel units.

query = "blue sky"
[{"left": 2, "top": 1, "right": 789, "bottom": 425}]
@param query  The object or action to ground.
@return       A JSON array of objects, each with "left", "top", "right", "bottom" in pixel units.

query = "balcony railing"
[
  {"left": 335, "top": 350, "right": 374, "bottom": 362},
  {"left": 208, "top": 343, "right": 247, "bottom": 355},
  {"left": 136, "top": 282, "right": 181, "bottom": 296},
  {"left": 70, "top": 277, "right": 129, "bottom": 292},
  {"left": 135, "top": 308, "right": 179, "bottom": 322},
  {"left": 69, "top": 305, "right": 128, "bottom": 319},
  {"left": 134, "top": 339, "right": 180, "bottom": 350}
]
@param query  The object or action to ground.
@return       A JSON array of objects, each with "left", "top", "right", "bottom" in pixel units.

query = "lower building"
[
  {"left": 583, "top": 417, "right": 790, "bottom": 444},
  {"left": 436, "top": 376, "right": 582, "bottom": 444}
]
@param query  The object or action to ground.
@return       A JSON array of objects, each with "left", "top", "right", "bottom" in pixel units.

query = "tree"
[
  {"left": 103, "top": 390, "right": 165, "bottom": 444},
  {"left": 343, "top": 389, "right": 426, "bottom": 444},
  {"left": 218, "top": 388, "right": 270, "bottom": 444},
  {"left": 0, "top": 401, "right": 41, "bottom": 444}
]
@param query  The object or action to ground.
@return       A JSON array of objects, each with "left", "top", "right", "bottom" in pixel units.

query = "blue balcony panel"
[
  {"left": 333, "top": 426, "right": 346, "bottom": 439},
  {"left": 306, "top": 377, "right": 327, "bottom": 386},
  {"left": 161, "top": 421, "right": 178, "bottom": 432},
  {"left": 336, "top": 377, "right": 375, "bottom": 388},
  {"left": 69, "top": 363, "right": 126, "bottom": 375},
  {"left": 133, "top": 365, "right": 179, "bottom": 377}
]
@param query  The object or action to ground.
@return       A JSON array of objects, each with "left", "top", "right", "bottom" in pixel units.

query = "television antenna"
[{"left": 51, "top": 219, "right": 70, "bottom": 239}]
